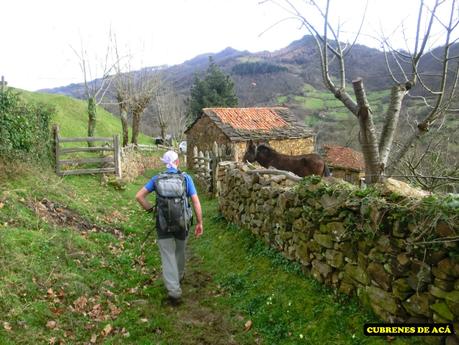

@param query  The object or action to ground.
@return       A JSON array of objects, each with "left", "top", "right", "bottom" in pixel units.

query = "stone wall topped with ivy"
[{"left": 216, "top": 162, "right": 459, "bottom": 327}]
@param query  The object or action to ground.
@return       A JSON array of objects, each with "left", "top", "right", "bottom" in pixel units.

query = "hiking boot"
[{"left": 163, "top": 295, "right": 182, "bottom": 307}]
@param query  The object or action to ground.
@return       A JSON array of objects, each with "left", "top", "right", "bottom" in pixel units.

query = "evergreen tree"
[{"left": 187, "top": 58, "right": 238, "bottom": 120}]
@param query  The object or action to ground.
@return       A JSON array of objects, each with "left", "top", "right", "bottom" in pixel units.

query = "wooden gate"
[{"left": 53, "top": 125, "right": 121, "bottom": 178}]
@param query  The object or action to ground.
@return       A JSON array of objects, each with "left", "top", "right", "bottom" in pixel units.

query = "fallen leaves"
[
  {"left": 108, "top": 301, "right": 122, "bottom": 318},
  {"left": 68, "top": 294, "right": 123, "bottom": 323},
  {"left": 103, "top": 210, "right": 128, "bottom": 224},
  {"left": 73, "top": 296, "right": 88, "bottom": 313}
]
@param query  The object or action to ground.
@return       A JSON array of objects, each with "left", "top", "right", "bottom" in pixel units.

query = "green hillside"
[{"left": 19, "top": 90, "right": 151, "bottom": 144}]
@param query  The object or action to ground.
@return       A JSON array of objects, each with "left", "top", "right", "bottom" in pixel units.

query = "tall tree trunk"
[
  {"left": 119, "top": 101, "right": 129, "bottom": 147},
  {"left": 378, "top": 85, "right": 406, "bottom": 169},
  {"left": 353, "top": 79, "right": 382, "bottom": 184},
  {"left": 131, "top": 110, "right": 141, "bottom": 146},
  {"left": 87, "top": 97, "right": 96, "bottom": 147}
]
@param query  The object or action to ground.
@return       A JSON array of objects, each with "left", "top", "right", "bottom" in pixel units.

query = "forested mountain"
[{"left": 41, "top": 35, "right": 457, "bottom": 141}]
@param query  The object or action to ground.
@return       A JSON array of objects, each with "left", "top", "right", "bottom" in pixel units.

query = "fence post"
[
  {"left": 53, "top": 125, "right": 61, "bottom": 176},
  {"left": 198, "top": 151, "right": 204, "bottom": 179},
  {"left": 205, "top": 150, "right": 211, "bottom": 178},
  {"left": 193, "top": 146, "right": 198, "bottom": 170},
  {"left": 114, "top": 134, "right": 122, "bottom": 179},
  {"left": 1, "top": 76, "right": 6, "bottom": 93},
  {"left": 211, "top": 142, "right": 219, "bottom": 194}
]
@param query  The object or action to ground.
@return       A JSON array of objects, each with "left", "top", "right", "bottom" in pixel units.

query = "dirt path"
[
  {"left": 27, "top": 197, "right": 253, "bottom": 344},
  {"left": 171, "top": 250, "right": 244, "bottom": 345}
]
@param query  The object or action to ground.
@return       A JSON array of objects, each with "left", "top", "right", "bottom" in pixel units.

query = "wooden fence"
[
  {"left": 53, "top": 125, "right": 121, "bottom": 178},
  {"left": 191, "top": 142, "right": 233, "bottom": 194}
]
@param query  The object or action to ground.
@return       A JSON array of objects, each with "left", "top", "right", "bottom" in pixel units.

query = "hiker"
[{"left": 135, "top": 150, "right": 203, "bottom": 306}]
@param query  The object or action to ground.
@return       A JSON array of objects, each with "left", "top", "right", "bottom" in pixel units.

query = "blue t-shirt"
[{"left": 144, "top": 168, "right": 197, "bottom": 197}]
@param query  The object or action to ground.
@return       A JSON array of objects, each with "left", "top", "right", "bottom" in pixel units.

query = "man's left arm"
[
  {"left": 191, "top": 194, "right": 203, "bottom": 237},
  {"left": 185, "top": 174, "right": 203, "bottom": 237}
]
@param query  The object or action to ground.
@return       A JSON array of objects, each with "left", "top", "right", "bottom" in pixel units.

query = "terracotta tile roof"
[
  {"left": 186, "top": 107, "right": 313, "bottom": 141},
  {"left": 323, "top": 145, "right": 365, "bottom": 172},
  {"left": 211, "top": 108, "right": 289, "bottom": 131}
]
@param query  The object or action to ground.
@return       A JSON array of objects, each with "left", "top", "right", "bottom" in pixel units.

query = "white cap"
[{"left": 160, "top": 150, "right": 179, "bottom": 168}]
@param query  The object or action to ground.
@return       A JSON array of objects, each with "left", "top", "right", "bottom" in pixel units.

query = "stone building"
[
  {"left": 323, "top": 145, "right": 365, "bottom": 184},
  {"left": 185, "top": 107, "right": 315, "bottom": 168}
]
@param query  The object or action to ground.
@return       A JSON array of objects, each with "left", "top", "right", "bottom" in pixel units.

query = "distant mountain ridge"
[
  {"left": 41, "top": 35, "right": 456, "bottom": 122},
  {"left": 40, "top": 35, "right": 390, "bottom": 98}
]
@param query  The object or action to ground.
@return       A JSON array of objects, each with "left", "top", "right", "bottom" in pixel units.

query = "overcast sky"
[{"left": 1, "top": 0, "right": 453, "bottom": 91}]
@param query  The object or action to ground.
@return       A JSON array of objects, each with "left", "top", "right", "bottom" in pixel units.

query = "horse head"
[{"left": 243, "top": 140, "right": 257, "bottom": 163}]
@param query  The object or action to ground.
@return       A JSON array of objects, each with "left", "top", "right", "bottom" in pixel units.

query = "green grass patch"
[
  {"left": 294, "top": 96, "right": 324, "bottom": 110},
  {"left": 18, "top": 89, "right": 151, "bottom": 144},
  {"left": 277, "top": 95, "right": 288, "bottom": 104}
]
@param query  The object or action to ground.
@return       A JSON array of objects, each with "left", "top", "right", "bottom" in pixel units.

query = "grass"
[
  {"left": 17, "top": 89, "right": 151, "bottom": 144},
  {"left": 0, "top": 164, "right": 430, "bottom": 345},
  {"left": 294, "top": 96, "right": 324, "bottom": 110},
  {"left": 277, "top": 95, "right": 288, "bottom": 104}
]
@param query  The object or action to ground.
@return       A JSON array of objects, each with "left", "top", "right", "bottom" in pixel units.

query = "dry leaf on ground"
[
  {"left": 101, "top": 323, "right": 113, "bottom": 337},
  {"left": 46, "top": 320, "right": 57, "bottom": 329},
  {"left": 3, "top": 322, "right": 12, "bottom": 332},
  {"left": 73, "top": 296, "right": 88, "bottom": 312},
  {"left": 244, "top": 320, "right": 253, "bottom": 332}
]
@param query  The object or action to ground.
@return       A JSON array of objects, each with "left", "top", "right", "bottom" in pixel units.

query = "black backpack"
[{"left": 154, "top": 172, "right": 192, "bottom": 233}]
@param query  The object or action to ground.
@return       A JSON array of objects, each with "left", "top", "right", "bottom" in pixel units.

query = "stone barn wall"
[
  {"left": 186, "top": 115, "right": 231, "bottom": 168},
  {"left": 216, "top": 162, "right": 459, "bottom": 336},
  {"left": 329, "top": 167, "right": 364, "bottom": 185},
  {"left": 267, "top": 137, "right": 315, "bottom": 155}
]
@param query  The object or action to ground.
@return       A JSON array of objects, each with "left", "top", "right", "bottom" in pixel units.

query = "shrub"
[{"left": 0, "top": 89, "right": 55, "bottom": 162}]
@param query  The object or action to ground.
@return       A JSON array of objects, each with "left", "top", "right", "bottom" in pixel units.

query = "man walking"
[{"left": 136, "top": 150, "right": 203, "bottom": 306}]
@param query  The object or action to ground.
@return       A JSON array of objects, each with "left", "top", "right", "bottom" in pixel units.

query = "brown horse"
[{"left": 243, "top": 140, "right": 331, "bottom": 177}]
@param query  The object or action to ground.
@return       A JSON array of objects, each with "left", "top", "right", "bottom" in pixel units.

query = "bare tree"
[
  {"left": 168, "top": 95, "right": 188, "bottom": 142},
  {"left": 112, "top": 38, "right": 131, "bottom": 147},
  {"left": 72, "top": 36, "right": 115, "bottom": 147},
  {"left": 264, "top": 0, "right": 459, "bottom": 184},
  {"left": 130, "top": 69, "right": 158, "bottom": 146},
  {"left": 150, "top": 80, "right": 188, "bottom": 143},
  {"left": 394, "top": 129, "right": 459, "bottom": 192}
]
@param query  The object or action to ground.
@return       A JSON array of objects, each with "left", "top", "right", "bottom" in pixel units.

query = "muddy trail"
[
  {"left": 170, "top": 250, "right": 260, "bottom": 345},
  {"left": 27, "top": 198, "right": 125, "bottom": 239},
  {"left": 26, "top": 197, "right": 253, "bottom": 344}
]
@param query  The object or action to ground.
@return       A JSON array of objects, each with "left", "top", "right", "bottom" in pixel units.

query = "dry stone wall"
[
  {"left": 216, "top": 162, "right": 459, "bottom": 331},
  {"left": 120, "top": 146, "right": 163, "bottom": 182}
]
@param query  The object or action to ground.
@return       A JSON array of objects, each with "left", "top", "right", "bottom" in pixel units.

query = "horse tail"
[{"left": 323, "top": 164, "right": 331, "bottom": 177}]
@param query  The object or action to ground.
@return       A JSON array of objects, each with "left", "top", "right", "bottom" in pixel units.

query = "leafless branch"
[{"left": 343, "top": 0, "right": 368, "bottom": 58}]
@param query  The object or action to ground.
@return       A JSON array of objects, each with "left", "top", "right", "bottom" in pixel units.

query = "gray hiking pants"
[{"left": 157, "top": 238, "right": 187, "bottom": 298}]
